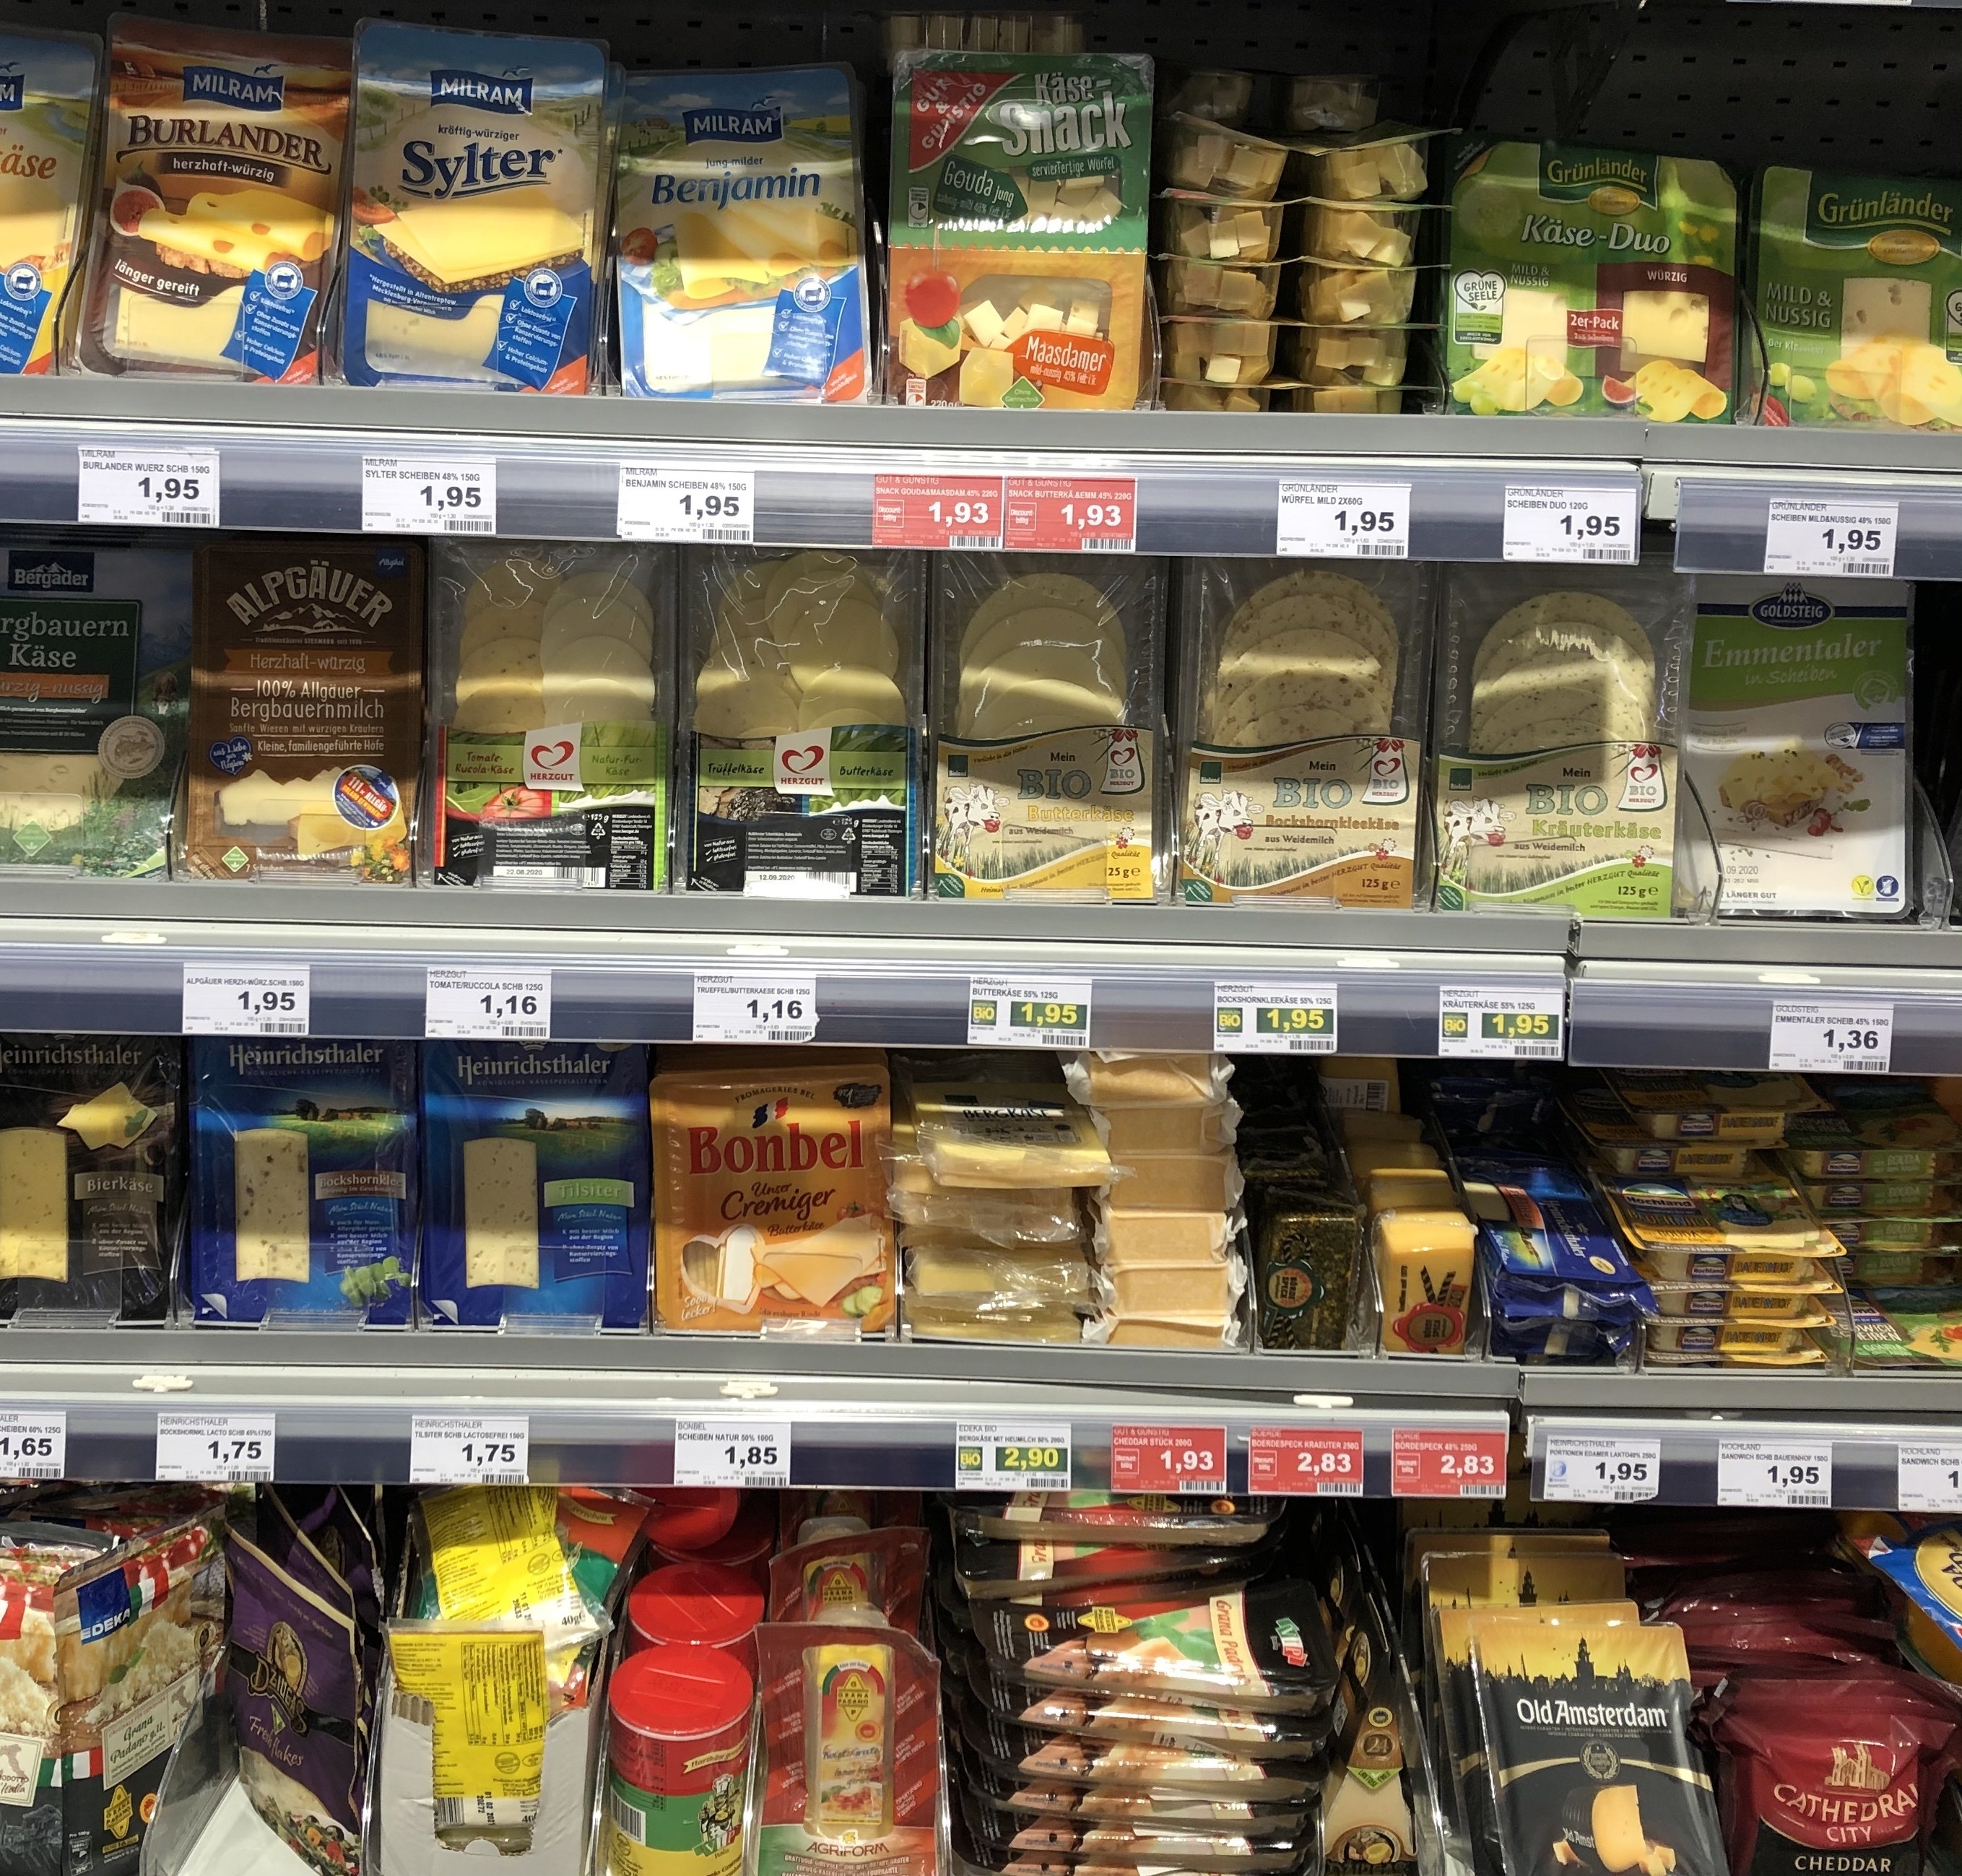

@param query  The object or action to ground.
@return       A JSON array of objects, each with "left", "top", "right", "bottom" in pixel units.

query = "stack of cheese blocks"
[{"left": 1070, "top": 1051, "right": 1249, "bottom": 1347}]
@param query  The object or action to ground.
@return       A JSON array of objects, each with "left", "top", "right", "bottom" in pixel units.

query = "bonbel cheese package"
[
  {"left": 341, "top": 22, "right": 609, "bottom": 393},
  {"left": 422, "top": 1041, "right": 650, "bottom": 1330},
  {"left": 188, "top": 1037, "right": 417, "bottom": 1327},
  {"left": 75, "top": 17, "right": 349, "bottom": 382},
  {"left": 0, "top": 27, "right": 99, "bottom": 375},
  {"left": 615, "top": 66, "right": 870, "bottom": 401}
]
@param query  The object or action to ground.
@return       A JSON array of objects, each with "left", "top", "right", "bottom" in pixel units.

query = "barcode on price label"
[
  {"left": 617, "top": 464, "right": 755, "bottom": 544},
  {"left": 1247, "top": 1426, "right": 1363, "bottom": 1495},
  {"left": 1767, "top": 1001, "right": 1893, "bottom": 1076},
  {"left": 1276, "top": 481, "right": 1410, "bottom": 559},
  {"left": 1763, "top": 497, "right": 1898, "bottom": 579},
  {"left": 674, "top": 1418, "right": 791, "bottom": 1489},
  {"left": 425, "top": 968, "right": 552, "bottom": 1041},
  {"left": 1391, "top": 1426, "right": 1506, "bottom": 1497},
  {"left": 1215, "top": 980, "right": 1336, "bottom": 1054},
  {"left": 871, "top": 473, "right": 1003, "bottom": 550},
  {"left": 1717, "top": 1436, "right": 1832, "bottom": 1508},
  {"left": 1541, "top": 1432, "right": 1660, "bottom": 1503},
  {"left": 970, "top": 976, "right": 1091, "bottom": 1050},
  {"left": 410, "top": 1414, "right": 530, "bottom": 1485},
  {"left": 693, "top": 972, "right": 817, "bottom": 1043},
  {"left": 1004, "top": 476, "right": 1137, "bottom": 553},
  {"left": 1502, "top": 485, "right": 1638, "bottom": 564},
  {"left": 363, "top": 456, "right": 496, "bottom": 534},
  {"left": 77, "top": 447, "right": 220, "bottom": 529},
  {"left": 157, "top": 1412, "right": 274, "bottom": 1484},
  {"left": 1109, "top": 1423, "right": 1228, "bottom": 1495},
  {"left": 182, "top": 966, "right": 311, "bottom": 1037},
  {"left": 954, "top": 1420, "right": 1071, "bottom": 1492},
  {"left": 1896, "top": 1441, "right": 1962, "bottom": 1513},
  {"left": 1438, "top": 984, "right": 1563, "bottom": 1059},
  {"left": 0, "top": 1412, "right": 64, "bottom": 1481}
]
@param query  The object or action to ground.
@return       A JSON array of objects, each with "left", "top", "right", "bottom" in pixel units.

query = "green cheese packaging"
[{"left": 1446, "top": 140, "right": 1737, "bottom": 422}]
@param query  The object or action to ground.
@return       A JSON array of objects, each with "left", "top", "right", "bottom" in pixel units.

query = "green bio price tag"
[
  {"left": 955, "top": 1420, "right": 1071, "bottom": 1492},
  {"left": 1438, "top": 984, "right": 1563, "bottom": 1059},
  {"left": 969, "top": 976, "right": 1091, "bottom": 1050},
  {"left": 1215, "top": 980, "right": 1337, "bottom": 1054}
]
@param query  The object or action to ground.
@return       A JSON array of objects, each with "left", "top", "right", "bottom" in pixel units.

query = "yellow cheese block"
[
  {"left": 1341, "top": 1112, "right": 1423, "bottom": 1145},
  {"left": 1098, "top": 1210, "right": 1230, "bottom": 1264},
  {"left": 960, "top": 346, "right": 1017, "bottom": 407},
  {"left": 1104, "top": 1313, "right": 1231, "bottom": 1347},
  {"left": 899, "top": 318, "right": 960, "bottom": 378},
  {"left": 0, "top": 1128, "right": 66, "bottom": 1283},
  {"left": 1319, "top": 1056, "right": 1399, "bottom": 1112},
  {"left": 384, "top": 190, "right": 585, "bottom": 291},
  {"left": 1348, "top": 1141, "right": 1441, "bottom": 1179},
  {"left": 673, "top": 202, "right": 850, "bottom": 295},
  {"left": 1098, "top": 1105, "right": 1234, "bottom": 1158},
  {"left": 1374, "top": 1207, "right": 1474, "bottom": 1355},
  {"left": 1107, "top": 1152, "right": 1240, "bottom": 1212},
  {"left": 753, "top": 1217, "right": 884, "bottom": 1306},
  {"left": 56, "top": 1082, "right": 156, "bottom": 1153},
  {"left": 1366, "top": 1168, "right": 1455, "bottom": 1214},
  {"left": 1108, "top": 1261, "right": 1235, "bottom": 1314}
]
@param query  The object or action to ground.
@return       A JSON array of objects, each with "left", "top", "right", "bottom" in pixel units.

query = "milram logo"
[
  {"left": 685, "top": 103, "right": 782, "bottom": 144},
  {"left": 0, "top": 65, "right": 24, "bottom": 113},
  {"left": 1750, "top": 582, "right": 1833, "bottom": 630},
  {"left": 431, "top": 67, "right": 533, "bottom": 114},
  {"left": 8, "top": 550, "right": 92, "bottom": 593},
  {"left": 183, "top": 63, "right": 286, "bottom": 111}
]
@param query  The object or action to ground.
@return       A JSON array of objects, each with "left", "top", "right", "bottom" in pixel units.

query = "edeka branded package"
[
  {"left": 682, "top": 548, "right": 921, "bottom": 896},
  {"left": 653, "top": 1046, "right": 893, "bottom": 1332},
  {"left": 932, "top": 553, "right": 1167, "bottom": 901},
  {"left": 422, "top": 1041, "right": 650, "bottom": 1331},
  {"left": 887, "top": 51, "right": 1153, "bottom": 409},
  {"left": 1433, "top": 564, "right": 1692, "bottom": 918},
  {"left": 1685, "top": 576, "right": 1911, "bottom": 918},
  {"left": 428, "top": 541, "right": 674, "bottom": 891},
  {"left": 180, "top": 540, "right": 423, "bottom": 885},
  {"left": 0, "top": 541, "right": 189, "bottom": 879},
  {"left": 615, "top": 67, "right": 870, "bottom": 401},
  {"left": 341, "top": 22, "right": 608, "bottom": 393},
  {"left": 1177, "top": 560, "right": 1433, "bottom": 908},
  {"left": 1753, "top": 168, "right": 1962, "bottom": 430},
  {"left": 0, "top": 29, "right": 98, "bottom": 376},
  {"left": 188, "top": 1038, "right": 417, "bottom": 1326},
  {"left": 0, "top": 1033, "right": 179, "bottom": 1324},
  {"left": 75, "top": 19, "right": 347, "bottom": 382},
  {"left": 1446, "top": 140, "right": 1737, "bottom": 421}
]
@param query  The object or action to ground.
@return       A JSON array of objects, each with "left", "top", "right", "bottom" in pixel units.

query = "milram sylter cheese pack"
[
  {"left": 0, "top": 28, "right": 98, "bottom": 375},
  {"left": 189, "top": 1038, "right": 417, "bottom": 1327},
  {"left": 0, "top": 540, "right": 189, "bottom": 879},
  {"left": 888, "top": 51, "right": 1153, "bottom": 409},
  {"left": 76, "top": 18, "right": 348, "bottom": 382},
  {"left": 341, "top": 22, "right": 608, "bottom": 393},
  {"left": 1446, "top": 140, "right": 1737, "bottom": 422},
  {"left": 1752, "top": 166, "right": 1962, "bottom": 430},
  {"left": 181, "top": 540, "right": 423, "bottom": 884},
  {"left": 1178, "top": 559, "right": 1433, "bottom": 908},
  {"left": 1434, "top": 563, "right": 1691, "bottom": 918},
  {"left": 1686, "top": 576, "right": 1911, "bottom": 919},
  {"left": 422, "top": 1041, "right": 651, "bottom": 1330},
  {"left": 615, "top": 66, "right": 870, "bottom": 401}
]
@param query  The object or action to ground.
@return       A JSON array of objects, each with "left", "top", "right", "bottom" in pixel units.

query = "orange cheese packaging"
[{"left": 653, "top": 1048, "right": 895, "bottom": 1333}]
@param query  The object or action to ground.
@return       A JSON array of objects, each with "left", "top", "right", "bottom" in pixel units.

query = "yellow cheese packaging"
[
  {"left": 653, "top": 1047, "right": 894, "bottom": 1333},
  {"left": 0, "top": 28, "right": 97, "bottom": 376},
  {"left": 75, "top": 19, "right": 348, "bottom": 382},
  {"left": 1373, "top": 1207, "right": 1475, "bottom": 1353}
]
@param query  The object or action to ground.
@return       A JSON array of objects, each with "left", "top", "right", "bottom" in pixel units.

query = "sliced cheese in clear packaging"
[
  {"left": 913, "top": 1084, "right": 1112, "bottom": 1189},
  {"left": 0, "top": 28, "right": 97, "bottom": 376}
]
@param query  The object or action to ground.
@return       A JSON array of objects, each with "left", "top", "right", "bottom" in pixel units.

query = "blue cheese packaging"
[
  {"left": 189, "top": 1038, "right": 417, "bottom": 1326},
  {"left": 421, "top": 1041, "right": 651, "bottom": 1329}
]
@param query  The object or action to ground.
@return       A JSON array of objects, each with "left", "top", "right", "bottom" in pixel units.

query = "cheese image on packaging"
[
  {"left": 0, "top": 30, "right": 96, "bottom": 375},
  {"left": 0, "top": 1128, "right": 67, "bottom": 1282},
  {"left": 464, "top": 1137, "right": 539, "bottom": 1289},
  {"left": 57, "top": 1082, "right": 155, "bottom": 1154},
  {"left": 233, "top": 1129, "right": 310, "bottom": 1285}
]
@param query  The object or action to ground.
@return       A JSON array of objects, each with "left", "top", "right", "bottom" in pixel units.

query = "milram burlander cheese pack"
[
  {"left": 1446, "top": 139, "right": 1737, "bottom": 421},
  {"left": 341, "top": 22, "right": 608, "bottom": 392},
  {"left": 888, "top": 51, "right": 1153, "bottom": 409},
  {"left": 0, "top": 27, "right": 98, "bottom": 376}
]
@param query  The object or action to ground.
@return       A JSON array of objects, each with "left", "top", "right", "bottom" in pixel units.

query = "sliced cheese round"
[
  {"left": 543, "top": 635, "right": 659, "bottom": 724},
  {"left": 1470, "top": 653, "right": 1654, "bottom": 753},
  {"left": 1211, "top": 627, "right": 1392, "bottom": 734},
  {"left": 1222, "top": 570, "right": 1400, "bottom": 676},
  {"left": 964, "top": 641, "right": 1115, "bottom": 726},
  {"left": 1472, "top": 591, "right": 1652, "bottom": 689},
  {"left": 796, "top": 668, "right": 907, "bottom": 730},
  {"left": 546, "top": 568, "right": 656, "bottom": 635},
  {"left": 539, "top": 597, "right": 654, "bottom": 669},
  {"left": 963, "top": 672, "right": 1127, "bottom": 740},
  {"left": 963, "top": 605, "right": 1128, "bottom": 685},
  {"left": 1216, "top": 700, "right": 1376, "bottom": 747},
  {"left": 461, "top": 555, "right": 560, "bottom": 637},
  {"left": 778, "top": 595, "right": 901, "bottom": 691},
  {"left": 695, "top": 664, "right": 799, "bottom": 737},
  {"left": 453, "top": 641, "right": 544, "bottom": 733},
  {"left": 458, "top": 607, "right": 544, "bottom": 668},
  {"left": 960, "top": 574, "right": 1117, "bottom": 659},
  {"left": 763, "top": 550, "right": 872, "bottom": 625}
]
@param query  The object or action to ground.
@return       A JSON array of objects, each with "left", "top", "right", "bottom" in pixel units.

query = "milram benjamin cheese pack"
[
  {"left": 933, "top": 552, "right": 1167, "bottom": 900},
  {"left": 888, "top": 50, "right": 1153, "bottom": 409},
  {"left": 1178, "top": 559, "right": 1433, "bottom": 908},
  {"left": 615, "top": 66, "right": 871, "bottom": 402},
  {"left": 422, "top": 1041, "right": 650, "bottom": 1330},
  {"left": 683, "top": 547, "right": 921, "bottom": 895},
  {"left": 430, "top": 541, "right": 674, "bottom": 891},
  {"left": 0, "top": 27, "right": 98, "bottom": 375},
  {"left": 0, "top": 1032, "right": 181, "bottom": 1324},
  {"left": 1446, "top": 140, "right": 1737, "bottom": 422},
  {"left": 76, "top": 18, "right": 348, "bottom": 382},
  {"left": 0, "top": 541, "right": 190, "bottom": 878},
  {"left": 181, "top": 540, "right": 424, "bottom": 884},
  {"left": 341, "top": 22, "right": 609, "bottom": 393},
  {"left": 1434, "top": 563, "right": 1691, "bottom": 918},
  {"left": 189, "top": 1038, "right": 417, "bottom": 1327},
  {"left": 1686, "top": 576, "right": 1911, "bottom": 919}
]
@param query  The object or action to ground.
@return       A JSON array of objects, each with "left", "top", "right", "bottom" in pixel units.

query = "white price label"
[
  {"left": 1897, "top": 1441, "right": 1962, "bottom": 1511},
  {"left": 1541, "top": 1433, "right": 1660, "bottom": 1503},
  {"left": 969, "top": 976, "right": 1092, "bottom": 1049},
  {"left": 1502, "top": 484, "right": 1639, "bottom": 564},
  {"left": 0, "top": 1412, "right": 65, "bottom": 1480},
  {"left": 410, "top": 1414, "right": 530, "bottom": 1485},
  {"left": 362, "top": 456, "right": 495, "bottom": 534},
  {"left": 1717, "top": 1436, "right": 1833, "bottom": 1508},
  {"left": 182, "top": 965, "right": 311, "bottom": 1037},
  {"left": 156, "top": 1412, "right": 274, "bottom": 1483},
  {"left": 1763, "top": 497, "right": 1898, "bottom": 578},
  {"left": 674, "top": 1417, "right": 791, "bottom": 1489},
  {"left": 693, "top": 972, "right": 817, "bottom": 1043},
  {"left": 1214, "top": 980, "right": 1337, "bottom": 1054},
  {"left": 1276, "top": 480, "right": 1410, "bottom": 559},
  {"left": 954, "top": 1420, "right": 1071, "bottom": 1492},
  {"left": 425, "top": 968, "right": 552, "bottom": 1041},
  {"left": 1438, "top": 983, "right": 1563, "bottom": 1059},
  {"left": 1768, "top": 1000, "right": 1893, "bottom": 1075},
  {"left": 617, "top": 464, "right": 755, "bottom": 543},
  {"left": 77, "top": 446, "right": 219, "bottom": 528}
]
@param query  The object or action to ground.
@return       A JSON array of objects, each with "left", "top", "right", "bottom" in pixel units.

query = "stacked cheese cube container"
[{"left": 1071, "top": 1052, "right": 1249, "bottom": 1347}]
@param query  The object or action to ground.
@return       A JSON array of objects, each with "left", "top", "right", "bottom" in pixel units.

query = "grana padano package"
[{"left": 0, "top": 28, "right": 98, "bottom": 376}]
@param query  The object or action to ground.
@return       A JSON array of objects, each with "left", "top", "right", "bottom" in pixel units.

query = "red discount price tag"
[
  {"left": 1003, "top": 474, "right": 1137, "bottom": 552},
  {"left": 1247, "top": 1427, "right": 1364, "bottom": 1496},
  {"left": 871, "top": 473, "right": 1003, "bottom": 550},
  {"left": 1391, "top": 1426, "right": 1507, "bottom": 1499},
  {"left": 1109, "top": 1423, "right": 1228, "bottom": 1495}
]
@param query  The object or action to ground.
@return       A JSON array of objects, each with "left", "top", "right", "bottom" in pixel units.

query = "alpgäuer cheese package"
[{"left": 0, "top": 28, "right": 97, "bottom": 375}]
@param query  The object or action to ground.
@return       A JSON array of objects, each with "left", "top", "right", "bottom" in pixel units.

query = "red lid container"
[
  {"left": 655, "top": 1491, "right": 775, "bottom": 1589},
  {"left": 629, "top": 1560, "right": 765, "bottom": 1675},
  {"left": 643, "top": 1488, "right": 742, "bottom": 1554},
  {"left": 609, "top": 1642, "right": 754, "bottom": 1799}
]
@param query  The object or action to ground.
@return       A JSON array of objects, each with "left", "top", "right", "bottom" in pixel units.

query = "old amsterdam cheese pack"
[
  {"left": 616, "top": 66, "right": 870, "bottom": 401},
  {"left": 76, "top": 19, "right": 348, "bottom": 382},
  {"left": 341, "top": 22, "right": 608, "bottom": 393},
  {"left": 0, "top": 29, "right": 97, "bottom": 375},
  {"left": 1446, "top": 141, "right": 1736, "bottom": 422},
  {"left": 653, "top": 1047, "right": 893, "bottom": 1333},
  {"left": 887, "top": 51, "right": 1153, "bottom": 409}
]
